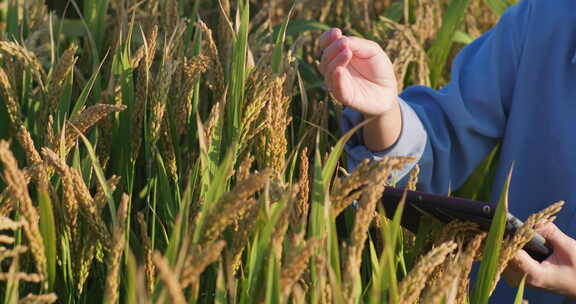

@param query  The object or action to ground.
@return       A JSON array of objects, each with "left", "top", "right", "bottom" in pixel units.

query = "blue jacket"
[{"left": 341, "top": 0, "right": 576, "bottom": 302}]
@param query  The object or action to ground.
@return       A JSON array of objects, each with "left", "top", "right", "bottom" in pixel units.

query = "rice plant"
[{"left": 0, "top": 0, "right": 559, "bottom": 303}]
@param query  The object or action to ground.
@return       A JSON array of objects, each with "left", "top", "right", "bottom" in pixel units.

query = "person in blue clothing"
[{"left": 318, "top": 0, "right": 576, "bottom": 302}]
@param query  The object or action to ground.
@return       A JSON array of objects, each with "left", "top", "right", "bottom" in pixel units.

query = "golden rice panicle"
[
  {"left": 413, "top": 0, "right": 443, "bottom": 46},
  {"left": 149, "top": 60, "right": 177, "bottom": 144},
  {"left": 43, "top": 43, "right": 78, "bottom": 130},
  {"left": 26, "top": 0, "right": 49, "bottom": 32},
  {"left": 70, "top": 168, "right": 112, "bottom": 250},
  {"left": 181, "top": 241, "right": 226, "bottom": 289},
  {"left": 103, "top": 194, "right": 129, "bottom": 304},
  {"left": 236, "top": 153, "right": 255, "bottom": 183},
  {"left": 153, "top": 252, "right": 187, "bottom": 304},
  {"left": 158, "top": 118, "right": 178, "bottom": 182},
  {"left": 434, "top": 220, "right": 481, "bottom": 247},
  {"left": 0, "top": 141, "right": 47, "bottom": 281},
  {"left": 227, "top": 198, "right": 261, "bottom": 274},
  {"left": 280, "top": 238, "right": 321, "bottom": 299},
  {"left": 174, "top": 55, "right": 209, "bottom": 138},
  {"left": 407, "top": 164, "right": 420, "bottom": 191},
  {"left": 330, "top": 158, "right": 371, "bottom": 217},
  {"left": 217, "top": 0, "right": 233, "bottom": 66},
  {"left": 0, "top": 246, "right": 28, "bottom": 265},
  {"left": 132, "top": 25, "right": 158, "bottom": 162},
  {"left": 41, "top": 148, "right": 78, "bottom": 235},
  {"left": 75, "top": 232, "right": 97, "bottom": 293},
  {"left": 271, "top": 186, "right": 298, "bottom": 261},
  {"left": 17, "top": 293, "right": 57, "bottom": 304},
  {"left": 197, "top": 20, "right": 225, "bottom": 95},
  {"left": 398, "top": 241, "right": 457, "bottom": 304},
  {"left": 423, "top": 241, "right": 473, "bottom": 304},
  {"left": 205, "top": 102, "right": 222, "bottom": 151},
  {"left": 342, "top": 158, "right": 405, "bottom": 300},
  {"left": 137, "top": 212, "right": 155, "bottom": 296},
  {"left": 291, "top": 147, "right": 309, "bottom": 232},
  {"left": 0, "top": 67, "right": 43, "bottom": 169},
  {"left": 201, "top": 174, "right": 270, "bottom": 243},
  {"left": 266, "top": 76, "right": 292, "bottom": 173},
  {"left": 239, "top": 67, "right": 272, "bottom": 148},
  {"left": 491, "top": 201, "right": 564, "bottom": 293},
  {"left": 456, "top": 233, "right": 485, "bottom": 304},
  {"left": 379, "top": 18, "right": 431, "bottom": 89},
  {"left": 94, "top": 175, "right": 122, "bottom": 211},
  {"left": 0, "top": 41, "right": 46, "bottom": 89},
  {"left": 60, "top": 104, "right": 127, "bottom": 152}
]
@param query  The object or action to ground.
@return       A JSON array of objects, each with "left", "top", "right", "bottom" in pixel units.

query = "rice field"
[{"left": 0, "top": 0, "right": 563, "bottom": 303}]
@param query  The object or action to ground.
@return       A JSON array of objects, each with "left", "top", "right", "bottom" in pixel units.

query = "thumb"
[
  {"left": 537, "top": 223, "right": 572, "bottom": 249},
  {"left": 347, "top": 37, "right": 383, "bottom": 58}
]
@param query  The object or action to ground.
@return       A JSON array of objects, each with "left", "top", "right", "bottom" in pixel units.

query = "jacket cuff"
[{"left": 341, "top": 98, "right": 428, "bottom": 183}]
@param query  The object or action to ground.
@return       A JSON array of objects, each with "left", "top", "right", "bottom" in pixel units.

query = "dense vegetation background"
[{"left": 0, "top": 0, "right": 562, "bottom": 303}]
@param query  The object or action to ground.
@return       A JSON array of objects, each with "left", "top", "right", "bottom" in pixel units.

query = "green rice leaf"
[
  {"left": 272, "top": 6, "right": 294, "bottom": 74},
  {"left": 472, "top": 166, "right": 513, "bottom": 304},
  {"left": 38, "top": 188, "right": 56, "bottom": 290},
  {"left": 513, "top": 275, "right": 527, "bottom": 304}
]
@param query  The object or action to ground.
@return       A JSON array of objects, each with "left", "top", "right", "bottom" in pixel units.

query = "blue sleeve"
[{"left": 341, "top": 0, "right": 532, "bottom": 194}]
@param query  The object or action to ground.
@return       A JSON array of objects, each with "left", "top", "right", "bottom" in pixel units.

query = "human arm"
[
  {"left": 318, "top": 28, "right": 402, "bottom": 152},
  {"left": 321, "top": 1, "right": 533, "bottom": 192}
]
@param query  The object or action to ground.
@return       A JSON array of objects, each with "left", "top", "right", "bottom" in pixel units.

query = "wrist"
[{"left": 362, "top": 100, "right": 402, "bottom": 152}]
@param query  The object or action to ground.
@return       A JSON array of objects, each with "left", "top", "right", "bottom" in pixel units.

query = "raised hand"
[
  {"left": 318, "top": 28, "right": 398, "bottom": 117},
  {"left": 318, "top": 28, "right": 402, "bottom": 151}
]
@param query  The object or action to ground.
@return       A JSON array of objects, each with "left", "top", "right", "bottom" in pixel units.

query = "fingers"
[
  {"left": 512, "top": 250, "right": 543, "bottom": 280},
  {"left": 536, "top": 223, "right": 574, "bottom": 250},
  {"left": 331, "top": 66, "right": 354, "bottom": 103},
  {"left": 319, "top": 28, "right": 342, "bottom": 50},
  {"left": 323, "top": 48, "right": 352, "bottom": 91},
  {"left": 319, "top": 37, "right": 349, "bottom": 75},
  {"left": 347, "top": 36, "right": 383, "bottom": 59}
]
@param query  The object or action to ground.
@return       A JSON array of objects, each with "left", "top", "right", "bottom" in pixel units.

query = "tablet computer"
[{"left": 380, "top": 187, "right": 551, "bottom": 262}]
